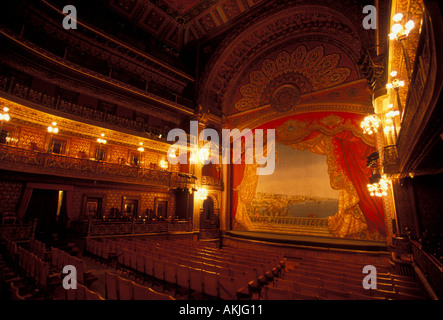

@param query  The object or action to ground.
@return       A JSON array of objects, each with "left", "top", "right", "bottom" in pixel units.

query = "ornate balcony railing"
[
  {"left": 383, "top": 144, "right": 399, "bottom": 174},
  {"left": 0, "top": 144, "right": 223, "bottom": 189},
  {"left": 201, "top": 175, "right": 224, "bottom": 190},
  {"left": 0, "top": 144, "right": 172, "bottom": 187},
  {"left": 0, "top": 223, "right": 34, "bottom": 241},
  {"left": 0, "top": 75, "right": 171, "bottom": 141},
  {"left": 410, "top": 240, "right": 443, "bottom": 299}
]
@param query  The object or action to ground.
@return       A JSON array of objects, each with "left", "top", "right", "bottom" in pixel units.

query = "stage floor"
[{"left": 225, "top": 230, "right": 388, "bottom": 251}]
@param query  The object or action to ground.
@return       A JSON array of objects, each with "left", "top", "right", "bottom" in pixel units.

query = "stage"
[{"left": 224, "top": 230, "right": 388, "bottom": 252}]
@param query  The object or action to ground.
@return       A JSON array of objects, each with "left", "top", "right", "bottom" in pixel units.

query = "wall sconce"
[
  {"left": 159, "top": 159, "right": 168, "bottom": 169},
  {"left": 198, "top": 147, "right": 210, "bottom": 164},
  {"left": 388, "top": 13, "right": 415, "bottom": 79},
  {"left": 386, "top": 71, "right": 405, "bottom": 117},
  {"left": 47, "top": 122, "right": 59, "bottom": 133},
  {"left": 97, "top": 133, "right": 107, "bottom": 144},
  {"left": 0, "top": 107, "right": 10, "bottom": 122},
  {"left": 361, "top": 115, "right": 381, "bottom": 135}
]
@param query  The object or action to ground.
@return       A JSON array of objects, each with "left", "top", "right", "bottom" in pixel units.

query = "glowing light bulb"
[
  {"left": 405, "top": 20, "right": 415, "bottom": 31},
  {"left": 392, "top": 23, "right": 403, "bottom": 35},
  {"left": 393, "top": 13, "right": 403, "bottom": 22}
]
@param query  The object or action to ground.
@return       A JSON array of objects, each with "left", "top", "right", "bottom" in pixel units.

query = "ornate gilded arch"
[{"left": 199, "top": 1, "right": 377, "bottom": 124}]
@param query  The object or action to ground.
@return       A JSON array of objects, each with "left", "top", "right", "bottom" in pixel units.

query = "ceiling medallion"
[{"left": 270, "top": 84, "right": 301, "bottom": 112}]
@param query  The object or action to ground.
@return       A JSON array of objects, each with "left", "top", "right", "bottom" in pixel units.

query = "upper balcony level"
[
  {"left": 0, "top": 144, "right": 223, "bottom": 191},
  {"left": 383, "top": 5, "right": 443, "bottom": 178}
]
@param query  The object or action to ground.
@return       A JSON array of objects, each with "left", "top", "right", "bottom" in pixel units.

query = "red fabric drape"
[{"left": 332, "top": 131, "right": 386, "bottom": 235}]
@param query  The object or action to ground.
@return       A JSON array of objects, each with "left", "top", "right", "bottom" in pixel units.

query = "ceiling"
[{"left": 105, "top": 0, "right": 265, "bottom": 50}]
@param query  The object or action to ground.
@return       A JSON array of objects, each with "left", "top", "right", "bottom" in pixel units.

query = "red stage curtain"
[{"left": 332, "top": 131, "right": 386, "bottom": 235}]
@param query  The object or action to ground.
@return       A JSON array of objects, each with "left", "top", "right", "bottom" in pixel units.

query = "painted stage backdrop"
[{"left": 231, "top": 112, "right": 387, "bottom": 241}]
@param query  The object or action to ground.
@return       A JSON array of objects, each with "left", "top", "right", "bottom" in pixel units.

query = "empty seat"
[
  {"left": 132, "top": 281, "right": 150, "bottom": 300},
  {"left": 202, "top": 271, "right": 218, "bottom": 297},
  {"left": 117, "top": 276, "right": 133, "bottom": 300},
  {"left": 85, "top": 287, "right": 105, "bottom": 300},
  {"left": 105, "top": 272, "right": 119, "bottom": 300},
  {"left": 164, "top": 261, "right": 177, "bottom": 285}
]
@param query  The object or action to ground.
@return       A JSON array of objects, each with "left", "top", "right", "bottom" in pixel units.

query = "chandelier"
[
  {"left": 367, "top": 178, "right": 390, "bottom": 197},
  {"left": 195, "top": 187, "right": 208, "bottom": 200},
  {"left": 361, "top": 115, "right": 381, "bottom": 135}
]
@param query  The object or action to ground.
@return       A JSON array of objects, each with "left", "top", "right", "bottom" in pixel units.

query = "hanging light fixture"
[
  {"left": 195, "top": 187, "right": 208, "bottom": 200},
  {"left": 367, "top": 177, "right": 390, "bottom": 197},
  {"left": 361, "top": 115, "right": 381, "bottom": 135}
]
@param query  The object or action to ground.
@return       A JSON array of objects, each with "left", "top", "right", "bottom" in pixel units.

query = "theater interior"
[{"left": 0, "top": 0, "right": 442, "bottom": 303}]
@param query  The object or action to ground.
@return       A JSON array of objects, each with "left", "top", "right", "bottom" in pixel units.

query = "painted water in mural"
[{"left": 246, "top": 142, "right": 339, "bottom": 236}]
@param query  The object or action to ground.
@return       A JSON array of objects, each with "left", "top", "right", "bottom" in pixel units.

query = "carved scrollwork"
[{"left": 235, "top": 45, "right": 351, "bottom": 111}]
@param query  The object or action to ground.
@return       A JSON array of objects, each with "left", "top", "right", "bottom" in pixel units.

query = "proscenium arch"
[{"left": 199, "top": 2, "right": 375, "bottom": 117}]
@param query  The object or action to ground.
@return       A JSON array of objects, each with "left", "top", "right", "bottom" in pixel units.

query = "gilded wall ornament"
[{"left": 235, "top": 45, "right": 351, "bottom": 111}]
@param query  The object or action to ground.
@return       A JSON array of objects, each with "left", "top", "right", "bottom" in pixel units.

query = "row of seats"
[
  {"left": 105, "top": 271, "right": 174, "bottom": 300},
  {"left": 86, "top": 237, "right": 285, "bottom": 299},
  {"left": 51, "top": 247, "right": 98, "bottom": 286},
  {"left": 66, "top": 283, "right": 104, "bottom": 300},
  {"left": 29, "top": 238, "right": 49, "bottom": 260},
  {"left": 264, "top": 257, "right": 427, "bottom": 300},
  {"left": 293, "top": 259, "right": 425, "bottom": 297},
  {"left": 18, "top": 246, "right": 59, "bottom": 293}
]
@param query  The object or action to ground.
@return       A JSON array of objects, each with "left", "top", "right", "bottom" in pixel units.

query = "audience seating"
[
  {"left": 105, "top": 271, "right": 174, "bottom": 300},
  {"left": 271, "top": 256, "right": 427, "bottom": 300},
  {"left": 50, "top": 247, "right": 98, "bottom": 286},
  {"left": 86, "top": 237, "right": 285, "bottom": 300},
  {"left": 66, "top": 283, "right": 104, "bottom": 300}
]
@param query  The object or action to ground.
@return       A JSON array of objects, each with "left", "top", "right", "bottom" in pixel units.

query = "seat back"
[
  {"left": 105, "top": 272, "right": 119, "bottom": 300},
  {"left": 85, "top": 287, "right": 105, "bottom": 300},
  {"left": 176, "top": 265, "right": 190, "bottom": 289},
  {"left": 136, "top": 253, "right": 145, "bottom": 273},
  {"left": 132, "top": 281, "right": 150, "bottom": 300},
  {"left": 217, "top": 275, "right": 237, "bottom": 300},
  {"left": 147, "top": 288, "right": 175, "bottom": 300},
  {"left": 202, "top": 271, "right": 218, "bottom": 297},
  {"left": 153, "top": 259, "right": 165, "bottom": 281},
  {"left": 164, "top": 261, "right": 177, "bottom": 285},
  {"left": 76, "top": 283, "right": 86, "bottom": 300},
  {"left": 117, "top": 276, "right": 133, "bottom": 300},
  {"left": 189, "top": 267, "right": 203, "bottom": 293},
  {"left": 263, "top": 286, "right": 294, "bottom": 300},
  {"left": 144, "top": 256, "right": 154, "bottom": 276}
]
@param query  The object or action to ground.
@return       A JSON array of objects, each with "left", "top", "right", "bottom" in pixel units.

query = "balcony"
[
  {"left": 0, "top": 75, "right": 171, "bottom": 142},
  {"left": 0, "top": 144, "right": 223, "bottom": 190},
  {"left": 0, "top": 144, "right": 171, "bottom": 187}
]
